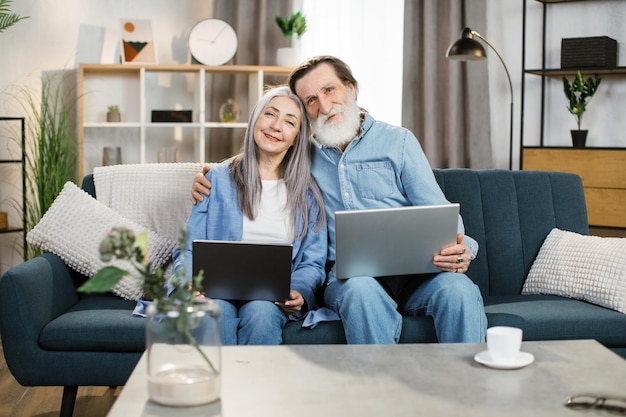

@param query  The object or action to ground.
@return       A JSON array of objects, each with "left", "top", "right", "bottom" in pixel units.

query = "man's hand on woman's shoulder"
[{"left": 191, "top": 164, "right": 212, "bottom": 204}]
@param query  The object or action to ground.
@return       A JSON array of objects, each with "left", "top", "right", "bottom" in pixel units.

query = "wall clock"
[{"left": 188, "top": 18, "right": 238, "bottom": 66}]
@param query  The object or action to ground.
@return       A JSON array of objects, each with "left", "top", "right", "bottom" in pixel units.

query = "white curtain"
[{"left": 299, "top": 0, "right": 405, "bottom": 126}]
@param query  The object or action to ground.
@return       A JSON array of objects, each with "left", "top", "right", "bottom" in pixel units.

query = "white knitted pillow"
[
  {"left": 522, "top": 228, "right": 626, "bottom": 313},
  {"left": 26, "top": 181, "right": 177, "bottom": 301}
]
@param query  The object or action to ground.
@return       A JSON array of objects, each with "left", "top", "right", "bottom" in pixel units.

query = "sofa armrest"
[{"left": 0, "top": 253, "right": 79, "bottom": 377}]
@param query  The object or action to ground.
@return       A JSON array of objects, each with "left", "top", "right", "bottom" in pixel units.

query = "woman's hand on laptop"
[
  {"left": 275, "top": 290, "right": 304, "bottom": 313},
  {"left": 433, "top": 233, "right": 471, "bottom": 274},
  {"left": 190, "top": 164, "right": 212, "bottom": 204}
]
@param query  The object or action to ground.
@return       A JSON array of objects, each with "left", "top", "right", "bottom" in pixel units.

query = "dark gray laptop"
[
  {"left": 192, "top": 240, "right": 292, "bottom": 302},
  {"left": 334, "top": 204, "right": 460, "bottom": 279}
]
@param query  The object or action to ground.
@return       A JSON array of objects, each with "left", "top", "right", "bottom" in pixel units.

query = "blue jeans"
[
  {"left": 323, "top": 272, "right": 487, "bottom": 344},
  {"left": 214, "top": 299, "right": 288, "bottom": 345}
]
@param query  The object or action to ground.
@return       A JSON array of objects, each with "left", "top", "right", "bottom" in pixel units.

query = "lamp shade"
[{"left": 446, "top": 27, "right": 486, "bottom": 61}]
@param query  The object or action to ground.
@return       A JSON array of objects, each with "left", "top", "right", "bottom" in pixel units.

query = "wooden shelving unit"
[
  {"left": 77, "top": 64, "right": 293, "bottom": 178},
  {"left": 520, "top": 1, "right": 625, "bottom": 229}
]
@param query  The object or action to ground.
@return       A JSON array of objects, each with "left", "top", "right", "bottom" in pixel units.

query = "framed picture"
[{"left": 120, "top": 19, "right": 157, "bottom": 64}]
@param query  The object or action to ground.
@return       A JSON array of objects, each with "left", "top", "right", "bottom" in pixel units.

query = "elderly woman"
[{"left": 173, "top": 85, "right": 327, "bottom": 345}]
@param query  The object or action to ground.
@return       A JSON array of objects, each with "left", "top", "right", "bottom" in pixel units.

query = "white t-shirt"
[{"left": 242, "top": 179, "right": 291, "bottom": 243}]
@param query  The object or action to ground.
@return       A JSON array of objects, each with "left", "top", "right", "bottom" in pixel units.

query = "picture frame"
[{"left": 120, "top": 19, "right": 157, "bottom": 64}]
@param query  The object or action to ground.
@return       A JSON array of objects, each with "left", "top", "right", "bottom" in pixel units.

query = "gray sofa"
[{"left": 2, "top": 168, "right": 626, "bottom": 417}]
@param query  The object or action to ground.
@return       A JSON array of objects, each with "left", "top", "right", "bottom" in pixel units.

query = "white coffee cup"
[{"left": 486, "top": 326, "right": 523, "bottom": 364}]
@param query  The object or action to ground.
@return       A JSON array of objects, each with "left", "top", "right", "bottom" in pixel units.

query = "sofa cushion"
[
  {"left": 26, "top": 181, "right": 176, "bottom": 301},
  {"left": 522, "top": 228, "right": 626, "bottom": 313},
  {"left": 282, "top": 316, "right": 439, "bottom": 345},
  {"left": 484, "top": 294, "right": 626, "bottom": 347},
  {"left": 39, "top": 294, "right": 145, "bottom": 351}
]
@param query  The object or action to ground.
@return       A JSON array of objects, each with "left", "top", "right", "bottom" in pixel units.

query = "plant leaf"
[
  {"left": 78, "top": 266, "right": 128, "bottom": 293},
  {"left": 135, "top": 229, "right": 149, "bottom": 262}
]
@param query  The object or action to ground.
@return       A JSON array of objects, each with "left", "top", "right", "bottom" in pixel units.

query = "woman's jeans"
[{"left": 215, "top": 299, "right": 288, "bottom": 345}]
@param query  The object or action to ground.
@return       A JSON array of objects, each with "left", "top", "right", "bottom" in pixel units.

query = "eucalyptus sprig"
[
  {"left": 275, "top": 11, "right": 307, "bottom": 47},
  {"left": 562, "top": 70, "right": 602, "bottom": 131},
  {"left": 78, "top": 226, "right": 217, "bottom": 374}
]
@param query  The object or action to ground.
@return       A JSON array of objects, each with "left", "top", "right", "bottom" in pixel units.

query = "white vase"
[
  {"left": 146, "top": 299, "right": 222, "bottom": 407},
  {"left": 276, "top": 47, "right": 299, "bottom": 67}
]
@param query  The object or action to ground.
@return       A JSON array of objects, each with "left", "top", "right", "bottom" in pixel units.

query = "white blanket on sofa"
[{"left": 93, "top": 162, "right": 206, "bottom": 242}]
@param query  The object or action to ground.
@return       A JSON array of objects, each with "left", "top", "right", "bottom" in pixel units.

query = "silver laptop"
[
  {"left": 192, "top": 240, "right": 292, "bottom": 302},
  {"left": 334, "top": 204, "right": 460, "bottom": 279}
]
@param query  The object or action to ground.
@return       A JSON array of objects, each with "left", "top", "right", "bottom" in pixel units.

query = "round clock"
[{"left": 188, "top": 18, "right": 238, "bottom": 66}]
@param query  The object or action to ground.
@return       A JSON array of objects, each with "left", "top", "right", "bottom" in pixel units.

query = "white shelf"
[{"left": 77, "top": 64, "right": 293, "bottom": 178}]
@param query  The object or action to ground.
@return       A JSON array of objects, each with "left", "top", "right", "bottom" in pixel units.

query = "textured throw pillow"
[
  {"left": 26, "top": 181, "right": 177, "bottom": 301},
  {"left": 522, "top": 228, "right": 626, "bottom": 313}
]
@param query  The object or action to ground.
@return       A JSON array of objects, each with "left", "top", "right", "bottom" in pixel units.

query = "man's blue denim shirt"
[{"left": 310, "top": 112, "right": 478, "bottom": 282}]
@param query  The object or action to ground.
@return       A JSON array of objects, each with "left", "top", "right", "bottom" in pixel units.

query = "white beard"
[{"left": 311, "top": 94, "right": 362, "bottom": 148}]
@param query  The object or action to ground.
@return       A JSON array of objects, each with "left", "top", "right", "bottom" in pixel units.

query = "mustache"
[{"left": 318, "top": 107, "right": 342, "bottom": 124}]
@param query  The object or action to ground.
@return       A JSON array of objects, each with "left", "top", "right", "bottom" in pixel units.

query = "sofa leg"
[{"left": 60, "top": 386, "right": 78, "bottom": 417}]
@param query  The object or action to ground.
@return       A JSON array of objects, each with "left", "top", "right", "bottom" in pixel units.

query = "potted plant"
[
  {"left": 106, "top": 104, "right": 121, "bottom": 122},
  {"left": 14, "top": 71, "right": 78, "bottom": 259},
  {"left": 78, "top": 227, "right": 221, "bottom": 407},
  {"left": 562, "top": 70, "right": 602, "bottom": 148},
  {"left": 274, "top": 11, "right": 307, "bottom": 67},
  {"left": 0, "top": 0, "right": 28, "bottom": 33}
]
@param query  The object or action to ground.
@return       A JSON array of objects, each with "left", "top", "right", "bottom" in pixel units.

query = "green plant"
[
  {"left": 78, "top": 226, "right": 217, "bottom": 373},
  {"left": 562, "top": 70, "right": 602, "bottom": 131},
  {"left": 0, "top": 0, "right": 28, "bottom": 33},
  {"left": 107, "top": 104, "right": 119, "bottom": 112},
  {"left": 16, "top": 71, "right": 79, "bottom": 259},
  {"left": 275, "top": 11, "right": 307, "bottom": 47}
]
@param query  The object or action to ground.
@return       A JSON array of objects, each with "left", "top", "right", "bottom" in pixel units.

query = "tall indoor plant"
[
  {"left": 17, "top": 71, "right": 79, "bottom": 259},
  {"left": 275, "top": 11, "right": 307, "bottom": 66},
  {"left": 562, "top": 70, "right": 602, "bottom": 148}
]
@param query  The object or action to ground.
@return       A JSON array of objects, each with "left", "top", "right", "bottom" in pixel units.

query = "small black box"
[
  {"left": 151, "top": 110, "right": 193, "bottom": 123},
  {"left": 561, "top": 36, "right": 618, "bottom": 69}
]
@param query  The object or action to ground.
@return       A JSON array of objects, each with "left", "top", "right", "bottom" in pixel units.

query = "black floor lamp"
[{"left": 446, "top": 27, "right": 514, "bottom": 170}]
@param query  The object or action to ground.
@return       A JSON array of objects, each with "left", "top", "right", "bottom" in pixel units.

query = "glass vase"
[
  {"left": 219, "top": 98, "right": 241, "bottom": 122},
  {"left": 146, "top": 298, "right": 221, "bottom": 406}
]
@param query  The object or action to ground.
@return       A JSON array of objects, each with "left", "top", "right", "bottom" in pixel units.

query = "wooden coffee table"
[{"left": 107, "top": 339, "right": 626, "bottom": 417}]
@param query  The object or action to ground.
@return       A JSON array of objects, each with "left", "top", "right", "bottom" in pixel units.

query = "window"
[{"left": 298, "top": 0, "right": 404, "bottom": 126}]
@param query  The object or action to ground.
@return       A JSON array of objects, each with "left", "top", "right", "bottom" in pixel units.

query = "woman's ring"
[{"left": 457, "top": 255, "right": 463, "bottom": 263}]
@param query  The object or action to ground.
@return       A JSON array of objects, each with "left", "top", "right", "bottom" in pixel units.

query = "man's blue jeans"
[
  {"left": 323, "top": 272, "right": 487, "bottom": 344},
  {"left": 214, "top": 299, "right": 288, "bottom": 345}
]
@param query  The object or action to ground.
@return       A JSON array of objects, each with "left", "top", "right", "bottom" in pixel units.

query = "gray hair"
[{"left": 230, "top": 85, "right": 325, "bottom": 237}]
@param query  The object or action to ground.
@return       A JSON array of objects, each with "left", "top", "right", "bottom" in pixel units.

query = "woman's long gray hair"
[{"left": 230, "top": 85, "right": 325, "bottom": 239}]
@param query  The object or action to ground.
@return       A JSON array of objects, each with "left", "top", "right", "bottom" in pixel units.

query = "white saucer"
[{"left": 474, "top": 350, "right": 535, "bottom": 370}]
